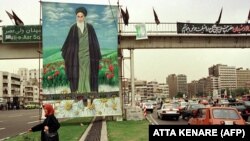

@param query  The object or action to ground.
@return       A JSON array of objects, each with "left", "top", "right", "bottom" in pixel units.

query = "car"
[
  {"left": 157, "top": 103, "right": 180, "bottom": 120},
  {"left": 228, "top": 102, "right": 246, "bottom": 110},
  {"left": 147, "top": 100, "right": 157, "bottom": 108},
  {"left": 241, "top": 101, "right": 250, "bottom": 121},
  {"left": 188, "top": 107, "right": 246, "bottom": 125},
  {"left": 143, "top": 102, "right": 154, "bottom": 113},
  {"left": 182, "top": 103, "right": 205, "bottom": 120},
  {"left": 219, "top": 99, "right": 230, "bottom": 106},
  {"left": 242, "top": 94, "right": 250, "bottom": 101},
  {"left": 24, "top": 103, "right": 40, "bottom": 109},
  {"left": 172, "top": 101, "right": 187, "bottom": 114}
]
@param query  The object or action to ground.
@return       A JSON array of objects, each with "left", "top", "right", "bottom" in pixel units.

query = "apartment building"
[
  {"left": 177, "top": 74, "right": 188, "bottom": 95},
  {"left": 23, "top": 85, "right": 39, "bottom": 104},
  {"left": 0, "top": 71, "right": 21, "bottom": 108},
  {"left": 167, "top": 74, "right": 187, "bottom": 98},
  {"left": 158, "top": 83, "right": 169, "bottom": 98},
  {"left": 188, "top": 80, "right": 198, "bottom": 98},
  {"left": 209, "top": 64, "right": 237, "bottom": 92},
  {"left": 236, "top": 68, "right": 250, "bottom": 88},
  {"left": 167, "top": 74, "right": 177, "bottom": 98}
]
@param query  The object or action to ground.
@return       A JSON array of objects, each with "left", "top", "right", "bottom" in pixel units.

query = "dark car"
[
  {"left": 242, "top": 101, "right": 250, "bottom": 121},
  {"left": 228, "top": 102, "right": 246, "bottom": 112},
  {"left": 182, "top": 103, "right": 205, "bottom": 120},
  {"left": 228, "top": 102, "right": 249, "bottom": 121}
]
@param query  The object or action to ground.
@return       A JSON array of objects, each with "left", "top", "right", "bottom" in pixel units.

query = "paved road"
[
  {"left": 146, "top": 106, "right": 250, "bottom": 125},
  {"left": 146, "top": 108, "right": 188, "bottom": 125},
  {"left": 0, "top": 109, "right": 42, "bottom": 140}
]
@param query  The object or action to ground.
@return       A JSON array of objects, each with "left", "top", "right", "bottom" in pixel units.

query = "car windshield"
[
  {"left": 145, "top": 103, "right": 152, "bottom": 107},
  {"left": 212, "top": 109, "right": 240, "bottom": 119},
  {"left": 162, "top": 105, "right": 173, "bottom": 109},
  {"left": 220, "top": 99, "right": 229, "bottom": 103},
  {"left": 191, "top": 104, "right": 205, "bottom": 109},
  {"left": 180, "top": 102, "right": 187, "bottom": 107}
]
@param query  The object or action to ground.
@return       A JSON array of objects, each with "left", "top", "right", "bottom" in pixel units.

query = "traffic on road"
[{"left": 141, "top": 97, "right": 250, "bottom": 125}]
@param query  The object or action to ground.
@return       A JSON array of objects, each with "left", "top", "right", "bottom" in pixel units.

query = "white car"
[
  {"left": 157, "top": 103, "right": 180, "bottom": 120},
  {"left": 142, "top": 102, "right": 154, "bottom": 113}
]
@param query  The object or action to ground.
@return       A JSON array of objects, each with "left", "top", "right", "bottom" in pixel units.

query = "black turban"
[{"left": 75, "top": 7, "right": 87, "bottom": 16}]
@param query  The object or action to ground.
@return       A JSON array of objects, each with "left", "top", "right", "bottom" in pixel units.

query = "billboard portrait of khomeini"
[{"left": 61, "top": 6, "right": 101, "bottom": 93}]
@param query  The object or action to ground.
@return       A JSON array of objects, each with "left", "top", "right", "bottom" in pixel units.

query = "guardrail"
[{"left": 119, "top": 22, "right": 177, "bottom": 35}]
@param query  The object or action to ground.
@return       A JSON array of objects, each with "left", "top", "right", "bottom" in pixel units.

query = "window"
[{"left": 212, "top": 109, "right": 240, "bottom": 119}]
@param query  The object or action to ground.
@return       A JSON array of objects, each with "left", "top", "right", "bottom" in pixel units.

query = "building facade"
[
  {"left": 236, "top": 68, "right": 250, "bottom": 88},
  {"left": 0, "top": 71, "right": 21, "bottom": 108},
  {"left": 209, "top": 64, "right": 237, "bottom": 93}
]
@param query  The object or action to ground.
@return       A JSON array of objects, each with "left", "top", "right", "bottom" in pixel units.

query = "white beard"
[{"left": 77, "top": 22, "right": 84, "bottom": 33}]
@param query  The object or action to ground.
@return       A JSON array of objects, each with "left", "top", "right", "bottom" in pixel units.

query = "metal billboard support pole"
[
  {"left": 130, "top": 49, "right": 135, "bottom": 107},
  {"left": 117, "top": 0, "right": 125, "bottom": 119},
  {"left": 38, "top": 0, "right": 42, "bottom": 121}
]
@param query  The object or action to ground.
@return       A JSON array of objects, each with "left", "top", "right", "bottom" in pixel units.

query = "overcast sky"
[{"left": 0, "top": 0, "right": 250, "bottom": 83}]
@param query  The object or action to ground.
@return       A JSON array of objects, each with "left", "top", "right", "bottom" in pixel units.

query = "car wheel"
[
  {"left": 175, "top": 116, "right": 179, "bottom": 121},
  {"left": 182, "top": 115, "right": 185, "bottom": 119},
  {"left": 157, "top": 114, "right": 160, "bottom": 119},
  {"left": 159, "top": 115, "right": 163, "bottom": 120}
]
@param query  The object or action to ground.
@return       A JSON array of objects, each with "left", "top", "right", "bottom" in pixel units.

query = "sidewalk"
[{"left": 79, "top": 116, "right": 108, "bottom": 141}]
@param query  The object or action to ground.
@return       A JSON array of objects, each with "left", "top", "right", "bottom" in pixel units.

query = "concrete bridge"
[
  {"left": 0, "top": 22, "right": 250, "bottom": 59},
  {"left": 119, "top": 22, "right": 250, "bottom": 49}
]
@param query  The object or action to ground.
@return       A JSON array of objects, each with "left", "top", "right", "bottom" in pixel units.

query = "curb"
[
  {"left": 79, "top": 117, "right": 96, "bottom": 141},
  {"left": 101, "top": 119, "right": 108, "bottom": 141}
]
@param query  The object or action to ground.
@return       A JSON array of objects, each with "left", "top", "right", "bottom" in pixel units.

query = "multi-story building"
[
  {"left": 177, "top": 74, "right": 187, "bottom": 95},
  {"left": 167, "top": 74, "right": 187, "bottom": 98},
  {"left": 18, "top": 68, "right": 41, "bottom": 84},
  {"left": 0, "top": 71, "right": 21, "bottom": 108},
  {"left": 134, "top": 80, "right": 147, "bottom": 101},
  {"left": 125, "top": 79, "right": 169, "bottom": 101},
  {"left": 206, "top": 75, "right": 219, "bottom": 96},
  {"left": 0, "top": 68, "right": 42, "bottom": 108},
  {"left": 167, "top": 74, "right": 177, "bottom": 98},
  {"left": 147, "top": 81, "right": 159, "bottom": 99},
  {"left": 18, "top": 68, "right": 29, "bottom": 81},
  {"left": 23, "top": 85, "right": 39, "bottom": 104},
  {"left": 125, "top": 79, "right": 148, "bottom": 103},
  {"left": 188, "top": 80, "right": 198, "bottom": 98},
  {"left": 209, "top": 64, "right": 237, "bottom": 93},
  {"left": 158, "top": 83, "right": 169, "bottom": 98},
  {"left": 197, "top": 78, "right": 207, "bottom": 97},
  {"left": 236, "top": 68, "right": 250, "bottom": 89}
]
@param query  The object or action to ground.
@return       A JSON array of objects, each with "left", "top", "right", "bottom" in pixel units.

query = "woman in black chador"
[
  {"left": 61, "top": 6, "right": 101, "bottom": 93},
  {"left": 29, "top": 104, "right": 60, "bottom": 141}
]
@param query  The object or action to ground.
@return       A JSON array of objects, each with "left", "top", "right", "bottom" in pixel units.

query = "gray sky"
[{"left": 0, "top": 0, "right": 250, "bottom": 83}]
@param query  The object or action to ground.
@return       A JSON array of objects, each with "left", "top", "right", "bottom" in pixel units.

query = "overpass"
[
  {"left": 119, "top": 22, "right": 250, "bottom": 49},
  {"left": 1, "top": 23, "right": 250, "bottom": 59}
]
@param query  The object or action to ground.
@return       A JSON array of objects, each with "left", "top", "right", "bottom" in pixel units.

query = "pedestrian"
[
  {"left": 29, "top": 103, "right": 60, "bottom": 141},
  {"left": 160, "top": 100, "right": 163, "bottom": 108},
  {"left": 61, "top": 6, "right": 101, "bottom": 93}
]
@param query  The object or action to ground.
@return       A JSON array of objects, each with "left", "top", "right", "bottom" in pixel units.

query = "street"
[
  {"left": 0, "top": 109, "right": 42, "bottom": 140},
  {"left": 146, "top": 109, "right": 188, "bottom": 125}
]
